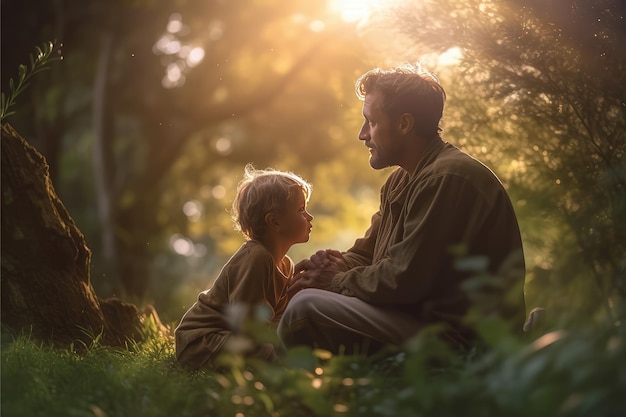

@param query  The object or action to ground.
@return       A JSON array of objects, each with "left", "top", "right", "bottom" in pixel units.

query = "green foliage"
[
  {"left": 0, "top": 40, "right": 62, "bottom": 122},
  {"left": 3, "top": 312, "right": 625, "bottom": 417},
  {"left": 387, "top": 0, "right": 626, "bottom": 323}
]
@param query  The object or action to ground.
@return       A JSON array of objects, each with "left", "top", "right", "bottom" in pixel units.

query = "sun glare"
[
  {"left": 438, "top": 47, "right": 463, "bottom": 66},
  {"left": 329, "top": 0, "right": 376, "bottom": 23}
]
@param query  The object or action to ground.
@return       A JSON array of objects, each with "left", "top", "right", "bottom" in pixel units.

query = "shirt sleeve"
[{"left": 330, "top": 173, "right": 489, "bottom": 306}]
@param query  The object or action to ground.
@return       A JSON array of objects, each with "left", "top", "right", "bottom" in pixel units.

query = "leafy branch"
[{"left": 1, "top": 40, "right": 63, "bottom": 122}]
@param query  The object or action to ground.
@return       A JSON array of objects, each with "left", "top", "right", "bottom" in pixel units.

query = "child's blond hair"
[{"left": 231, "top": 164, "right": 311, "bottom": 241}]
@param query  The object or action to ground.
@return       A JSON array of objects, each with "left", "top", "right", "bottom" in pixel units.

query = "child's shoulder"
[
  {"left": 229, "top": 240, "right": 273, "bottom": 264},
  {"left": 214, "top": 241, "right": 275, "bottom": 286},
  {"left": 240, "top": 239, "right": 269, "bottom": 253}
]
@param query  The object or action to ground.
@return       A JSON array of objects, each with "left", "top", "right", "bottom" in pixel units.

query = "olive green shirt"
[
  {"left": 175, "top": 240, "right": 293, "bottom": 368},
  {"left": 330, "top": 138, "right": 525, "bottom": 337}
]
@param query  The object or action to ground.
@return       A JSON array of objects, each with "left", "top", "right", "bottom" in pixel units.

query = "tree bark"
[{"left": 0, "top": 123, "right": 156, "bottom": 349}]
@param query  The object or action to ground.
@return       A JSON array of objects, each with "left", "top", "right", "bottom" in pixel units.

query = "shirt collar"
[{"left": 410, "top": 136, "right": 446, "bottom": 178}]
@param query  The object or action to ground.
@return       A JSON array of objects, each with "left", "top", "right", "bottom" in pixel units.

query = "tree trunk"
[
  {"left": 0, "top": 123, "right": 158, "bottom": 349},
  {"left": 93, "top": 28, "right": 122, "bottom": 297}
]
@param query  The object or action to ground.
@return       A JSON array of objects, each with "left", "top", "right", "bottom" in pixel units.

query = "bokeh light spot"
[
  {"left": 187, "top": 47, "right": 205, "bottom": 67},
  {"left": 167, "top": 14, "right": 183, "bottom": 33},
  {"left": 215, "top": 137, "right": 233, "bottom": 155},
  {"left": 309, "top": 20, "right": 326, "bottom": 32},
  {"left": 170, "top": 234, "right": 194, "bottom": 256},
  {"left": 183, "top": 200, "right": 203, "bottom": 221},
  {"left": 212, "top": 185, "right": 227, "bottom": 199}
]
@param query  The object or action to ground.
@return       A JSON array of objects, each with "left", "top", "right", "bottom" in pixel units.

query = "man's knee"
[
  {"left": 281, "top": 289, "right": 328, "bottom": 323},
  {"left": 278, "top": 289, "right": 332, "bottom": 347}
]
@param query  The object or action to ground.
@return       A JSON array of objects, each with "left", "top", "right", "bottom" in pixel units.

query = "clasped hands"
[{"left": 288, "top": 249, "right": 348, "bottom": 297}]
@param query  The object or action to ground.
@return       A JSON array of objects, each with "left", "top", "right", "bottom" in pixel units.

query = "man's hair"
[
  {"left": 355, "top": 63, "right": 446, "bottom": 139},
  {"left": 231, "top": 164, "right": 312, "bottom": 241}
]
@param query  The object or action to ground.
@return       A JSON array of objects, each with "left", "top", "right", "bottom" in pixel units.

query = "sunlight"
[
  {"left": 329, "top": 0, "right": 407, "bottom": 23},
  {"left": 438, "top": 47, "right": 463, "bottom": 66},
  {"left": 420, "top": 46, "right": 463, "bottom": 68},
  {"left": 329, "top": 0, "right": 376, "bottom": 23}
]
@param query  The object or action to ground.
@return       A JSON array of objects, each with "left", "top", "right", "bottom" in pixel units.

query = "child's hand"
[{"left": 292, "top": 258, "right": 314, "bottom": 281}]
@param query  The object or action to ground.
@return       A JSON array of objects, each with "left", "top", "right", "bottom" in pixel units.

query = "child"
[{"left": 175, "top": 164, "right": 313, "bottom": 369}]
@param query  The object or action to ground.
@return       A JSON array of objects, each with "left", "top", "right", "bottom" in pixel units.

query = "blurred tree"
[
  {"left": 1, "top": 0, "right": 382, "bottom": 307},
  {"left": 386, "top": 0, "right": 626, "bottom": 323}
]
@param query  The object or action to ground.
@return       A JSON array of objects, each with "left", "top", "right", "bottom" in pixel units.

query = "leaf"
[
  {"left": 18, "top": 65, "right": 27, "bottom": 82},
  {"left": 30, "top": 67, "right": 51, "bottom": 77},
  {"left": 0, "top": 39, "right": 62, "bottom": 122}
]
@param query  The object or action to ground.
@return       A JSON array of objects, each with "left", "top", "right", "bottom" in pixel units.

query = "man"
[{"left": 278, "top": 63, "right": 525, "bottom": 354}]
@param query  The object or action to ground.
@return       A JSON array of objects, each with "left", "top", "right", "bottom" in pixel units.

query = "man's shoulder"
[
  {"left": 432, "top": 143, "right": 497, "bottom": 179},
  {"left": 438, "top": 142, "right": 479, "bottom": 164}
]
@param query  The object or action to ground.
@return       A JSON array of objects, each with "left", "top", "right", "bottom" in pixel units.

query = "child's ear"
[{"left": 265, "top": 212, "right": 280, "bottom": 230}]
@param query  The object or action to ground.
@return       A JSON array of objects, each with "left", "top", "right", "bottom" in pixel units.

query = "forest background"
[{"left": 2, "top": 0, "right": 624, "bottom": 332}]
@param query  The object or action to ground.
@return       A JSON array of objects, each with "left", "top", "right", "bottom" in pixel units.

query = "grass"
[
  {"left": 1, "top": 334, "right": 218, "bottom": 417},
  {"left": 2, "top": 315, "right": 625, "bottom": 417}
]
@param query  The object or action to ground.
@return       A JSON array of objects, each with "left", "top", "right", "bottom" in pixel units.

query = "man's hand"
[
  {"left": 309, "top": 249, "right": 348, "bottom": 270},
  {"left": 288, "top": 249, "right": 349, "bottom": 297},
  {"left": 288, "top": 268, "right": 337, "bottom": 297}
]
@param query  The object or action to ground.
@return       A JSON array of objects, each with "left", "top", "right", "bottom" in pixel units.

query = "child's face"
[{"left": 277, "top": 188, "right": 313, "bottom": 245}]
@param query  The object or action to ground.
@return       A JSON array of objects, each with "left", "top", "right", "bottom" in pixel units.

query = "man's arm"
[{"left": 330, "top": 175, "right": 488, "bottom": 305}]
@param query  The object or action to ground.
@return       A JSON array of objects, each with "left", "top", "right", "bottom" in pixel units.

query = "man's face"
[{"left": 358, "top": 90, "right": 403, "bottom": 170}]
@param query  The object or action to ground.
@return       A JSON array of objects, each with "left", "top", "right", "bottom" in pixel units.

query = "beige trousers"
[{"left": 277, "top": 288, "right": 423, "bottom": 355}]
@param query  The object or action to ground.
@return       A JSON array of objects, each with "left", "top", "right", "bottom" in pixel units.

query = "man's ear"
[
  {"left": 398, "top": 113, "right": 415, "bottom": 135},
  {"left": 265, "top": 212, "right": 280, "bottom": 230}
]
